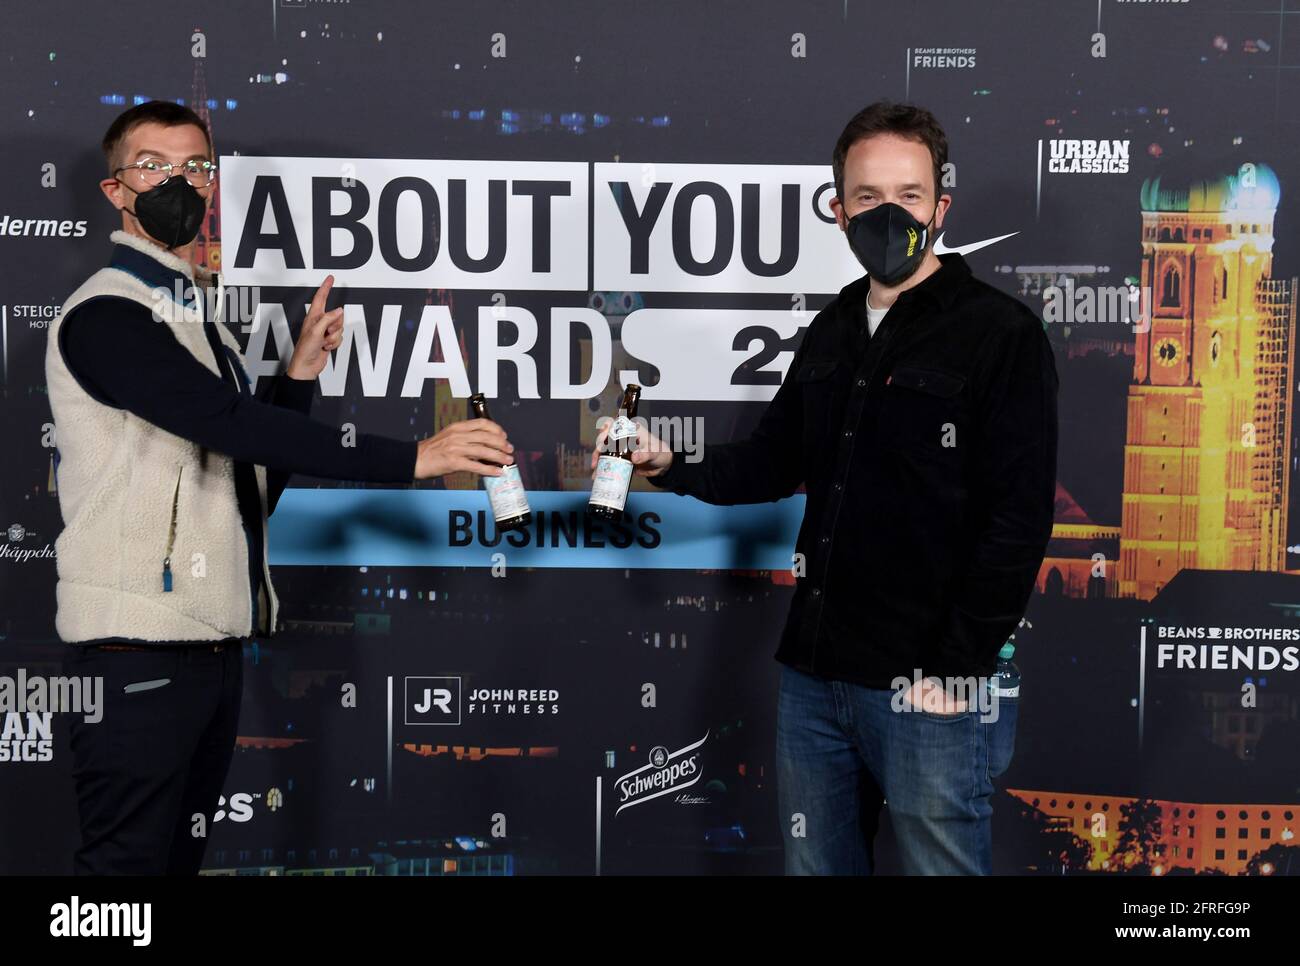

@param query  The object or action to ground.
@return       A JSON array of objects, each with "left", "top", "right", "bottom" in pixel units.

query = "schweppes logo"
[{"left": 614, "top": 731, "right": 708, "bottom": 814}]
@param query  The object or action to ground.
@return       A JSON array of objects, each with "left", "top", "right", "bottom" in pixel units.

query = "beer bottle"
[
  {"left": 589, "top": 384, "right": 641, "bottom": 520},
  {"left": 470, "top": 393, "right": 531, "bottom": 532}
]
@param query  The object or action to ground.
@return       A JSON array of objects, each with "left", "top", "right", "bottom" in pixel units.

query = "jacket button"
[
  {"left": 844, "top": 430, "right": 853, "bottom": 438},
  {"left": 820, "top": 535, "right": 830, "bottom": 544},
  {"left": 857, "top": 379, "right": 866, "bottom": 388},
  {"left": 833, "top": 482, "right": 843, "bottom": 491},
  {"left": 811, "top": 588, "right": 821, "bottom": 597}
]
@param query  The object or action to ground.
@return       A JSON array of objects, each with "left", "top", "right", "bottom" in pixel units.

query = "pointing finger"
[{"left": 308, "top": 274, "right": 335, "bottom": 319}]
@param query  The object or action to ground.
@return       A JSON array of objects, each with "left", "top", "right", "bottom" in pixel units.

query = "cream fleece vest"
[{"left": 46, "top": 230, "right": 278, "bottom": 643}]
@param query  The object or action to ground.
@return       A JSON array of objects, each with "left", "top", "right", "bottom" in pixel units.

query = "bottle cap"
[{"left": 998, "top": 642, "right": 1016, "bottom": 660}]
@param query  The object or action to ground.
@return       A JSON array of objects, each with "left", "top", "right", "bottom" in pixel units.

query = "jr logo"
[
  {"left": 414, "top": 688, "right": 452, "bottom": 713},
  {"left": 405, "top": 676, "right": 462, "bottom": 726}
]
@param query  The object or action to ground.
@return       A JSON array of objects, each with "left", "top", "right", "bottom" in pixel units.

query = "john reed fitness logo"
[{"left": 404, "top": 676, "right": 560, "bottom": 725}]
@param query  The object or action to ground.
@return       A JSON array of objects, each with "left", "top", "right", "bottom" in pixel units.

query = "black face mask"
[
  {"left": 119, "top": 176, "right": 206, "bottom": 249},
  {"left": 845, "top": 202, "right": 937, "bottom": 286}
]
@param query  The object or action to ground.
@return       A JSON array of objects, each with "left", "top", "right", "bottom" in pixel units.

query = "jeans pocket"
[
  {"left": 918, "top": 707, "right": 972, "bottom": 723},
  {"left": 985, "top": 695, "right": 1019, "bottom": 780}
]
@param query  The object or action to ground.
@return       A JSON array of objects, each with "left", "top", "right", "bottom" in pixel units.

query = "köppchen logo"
[{"left": 2, "top": 522, "right": 55, "bottom": 564}]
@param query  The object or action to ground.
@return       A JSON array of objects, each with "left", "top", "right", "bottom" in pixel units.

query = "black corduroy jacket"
[{"left": 651, "top": 252, "right": 1059, "bottom": 688}]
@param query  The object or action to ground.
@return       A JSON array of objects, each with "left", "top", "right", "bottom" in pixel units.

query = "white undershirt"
[{"left": 865, "top": 291, "right": 889, "bottom": 337}]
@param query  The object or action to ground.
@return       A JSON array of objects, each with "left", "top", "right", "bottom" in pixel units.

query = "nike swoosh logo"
[{"left": 933, "top": 231, "right": 1019, "bottom": 257}]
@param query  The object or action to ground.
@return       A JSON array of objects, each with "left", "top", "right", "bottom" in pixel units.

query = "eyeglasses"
[{"left": 116, "top": 157, "right": 218, "bottom": 188}]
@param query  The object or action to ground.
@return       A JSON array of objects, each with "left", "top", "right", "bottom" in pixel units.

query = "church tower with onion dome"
[{"left": 1119, "top": 161, "right": 1294, "bottom": 600}]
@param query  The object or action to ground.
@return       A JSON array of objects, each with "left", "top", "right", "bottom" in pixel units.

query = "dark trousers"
[{"left": 61, "top": 639, "right": 244, "bottom": 875}]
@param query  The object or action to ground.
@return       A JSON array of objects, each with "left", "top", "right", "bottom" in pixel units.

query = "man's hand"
[
  {"left": 589, "top": 422, "right": 673, "bottom": 477},
  {"left": 286, "top": 275, "right": 344, "bottom": 381},
  {"left": 416, "top": 418, "right": 515, "bottom": 480},
  {"left": 900, "top": 677, "right": 968, "bottom": 715}
]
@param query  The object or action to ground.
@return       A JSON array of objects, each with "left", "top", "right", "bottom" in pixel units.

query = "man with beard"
[{"left": 593, "top": 101, "right": 1058, "bottom": 874}]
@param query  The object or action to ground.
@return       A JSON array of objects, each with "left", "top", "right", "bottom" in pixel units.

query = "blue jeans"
[{"left": 776, "top": 664, "right": 1019, "bottom": 875}]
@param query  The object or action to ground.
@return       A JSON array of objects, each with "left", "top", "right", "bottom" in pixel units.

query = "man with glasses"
[{"left": 47, "top": 100, "right": 516, "bottom": 874}]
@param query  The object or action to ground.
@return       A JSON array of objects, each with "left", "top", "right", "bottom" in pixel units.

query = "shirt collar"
[
  {"left": 106, "top": 229, "right": 201, "bottom": 309},
  {"left": 840, "top": 251, "right": 972, "bottom": 319}
]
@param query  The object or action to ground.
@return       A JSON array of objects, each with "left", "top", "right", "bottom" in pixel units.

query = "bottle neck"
[{"left": 613, "top": 407, "right": 634, "bottom": 459}]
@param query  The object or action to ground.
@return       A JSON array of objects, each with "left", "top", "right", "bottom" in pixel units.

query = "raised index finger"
[{"left": 308, "top": 274, "right": 335, "bottom": 318}]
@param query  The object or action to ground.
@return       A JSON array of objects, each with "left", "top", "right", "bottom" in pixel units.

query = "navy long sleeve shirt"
[{"left": 58, "top": 300, "right": 418, "bottom": 490}]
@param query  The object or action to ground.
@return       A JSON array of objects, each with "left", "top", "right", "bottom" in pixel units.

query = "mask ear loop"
[
  {"left": 213, "top": 270, "right": 225, "bottom": 326},
  {"left": 918, "top": 200, "right": 940, "bottom": 251},
  {"left": 928, "top": 199, "right": 940, "bottom": 226},
  {"left": 113, "top": 176, "right": 140, "bottom": 222}
]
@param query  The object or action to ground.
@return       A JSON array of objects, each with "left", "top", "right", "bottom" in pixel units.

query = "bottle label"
[
  {"left": 484, "top": 464, "right": 530, "bottom": 521},
  {"left": 590, "top": 455, "right": 633, "bottom": 511},
  {"left": 609, "top": 413, "right": 638, "bottom": 443}
]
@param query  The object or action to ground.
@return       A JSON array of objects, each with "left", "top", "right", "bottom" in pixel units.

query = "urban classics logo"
[
  {"left": 615, "top": 732, "right": 708, "bottom": 815},
  {"left": 1, "top": 711, "right": 53, "bottom": 762},
  {"left": 1044, "top": 139, "right": 1131, "bottom": 174},
  {"left": 406, "top": 676, "right": 461, "bottom": 725}
]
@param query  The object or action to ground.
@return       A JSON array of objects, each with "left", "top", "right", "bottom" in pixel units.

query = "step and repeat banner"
[{"left": 3, "top": 0, "right": 1299, "bottom": 875}]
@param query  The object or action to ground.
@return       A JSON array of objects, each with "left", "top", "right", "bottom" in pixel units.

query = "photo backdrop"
[{"left": 2, "top": 0, "right": 1299, "bottom": 876}]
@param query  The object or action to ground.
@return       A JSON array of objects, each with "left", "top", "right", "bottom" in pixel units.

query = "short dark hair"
[
  {"left": 832, "top": 101, "right": 948, "bottom": 202},
  {"left": 102, "top": 100, "right": 212, "bottom": 175}
]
